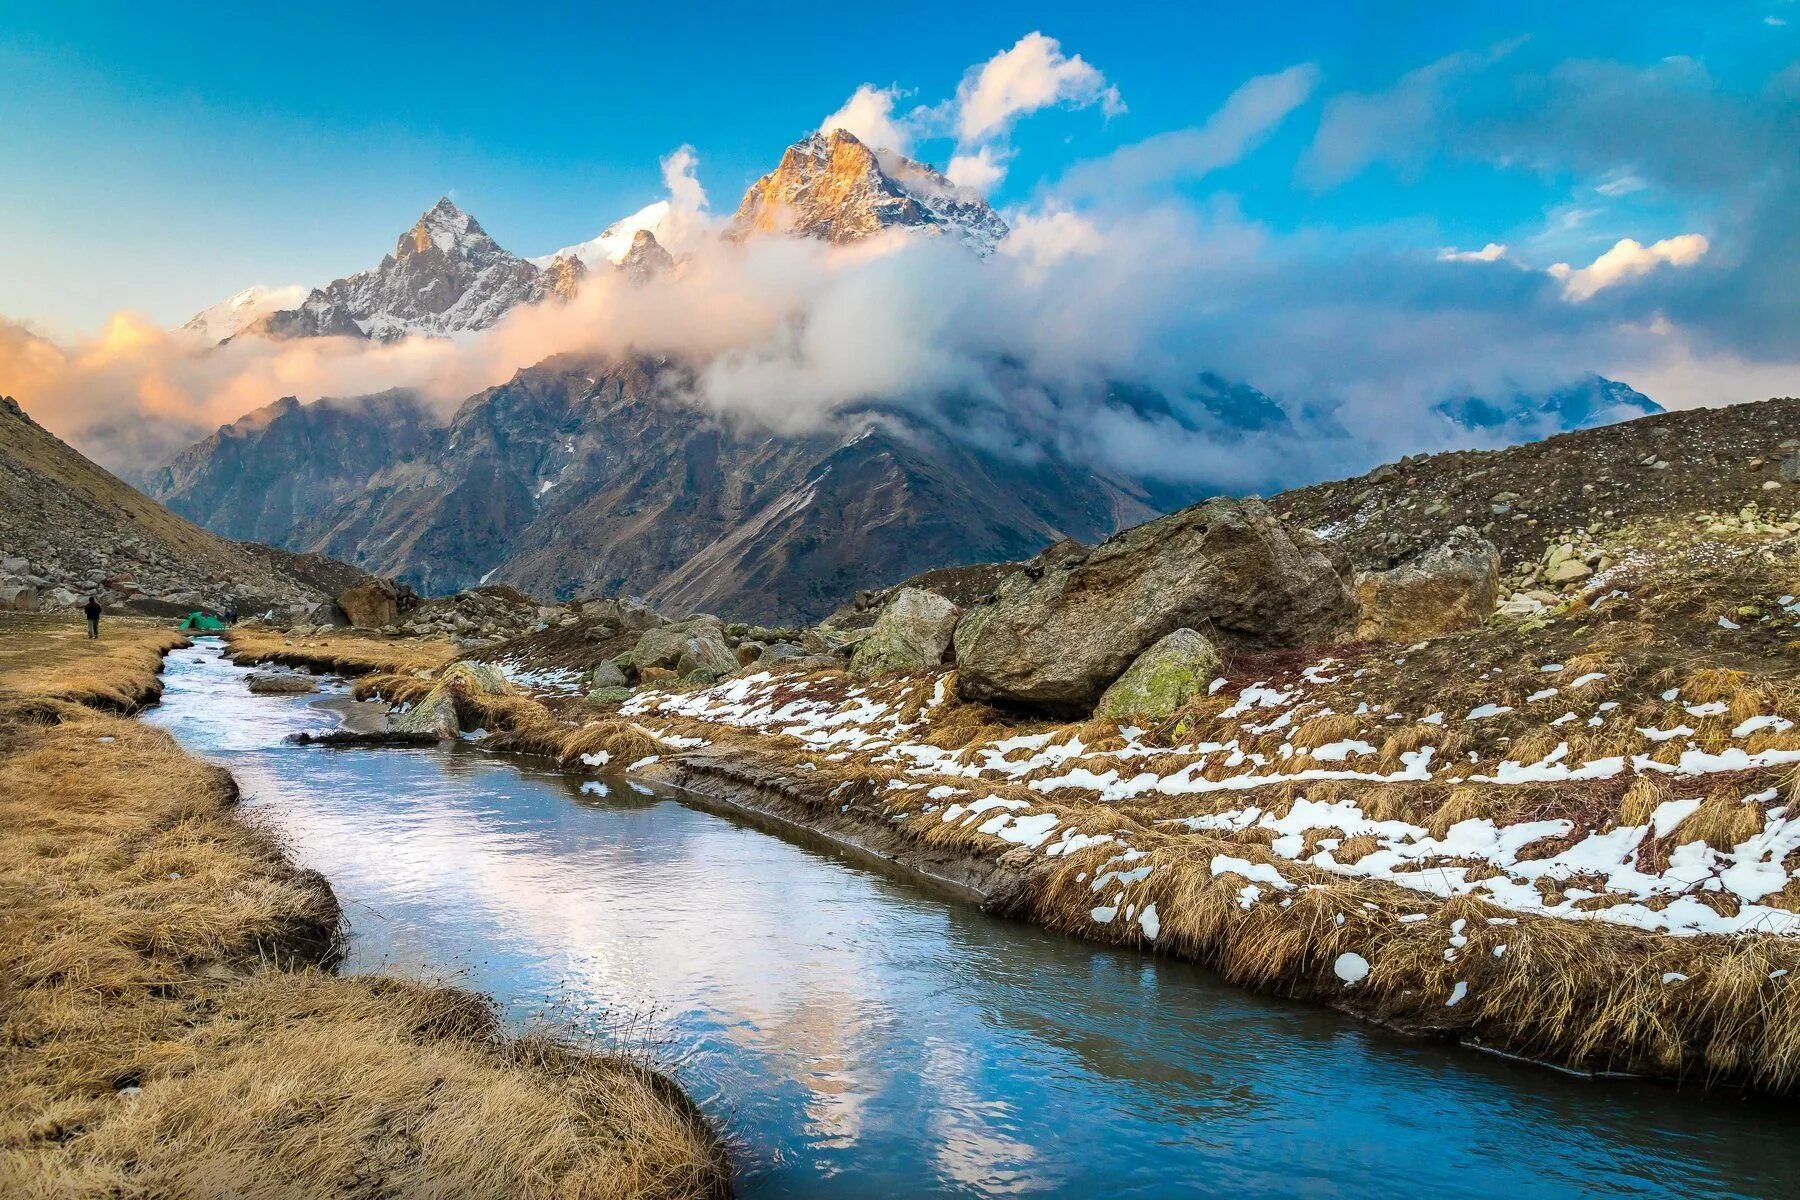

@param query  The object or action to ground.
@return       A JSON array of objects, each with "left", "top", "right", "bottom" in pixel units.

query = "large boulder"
[
  {"left": 677, "top": 632, "right": 739, "bottom": 678},
  {"left": 1353, "top": 528, "right": 1500, "bottom": 642},
  {"left": 0, "top": 584, "right": 38, "bottom": 612},
  {"left": 635, "top": 619, "right": 736, "bottom": 678},
  {"left": 850, "top": 588, "right": 961, "bottom": 677},
  {"left": 337, "top": 580, "right": 399, "bottom": 629},
  {"left": 955, "top": 497, "right": 1356, "bottom": 713},
  {"left": 1095, "top": 628, "right": 1221, "bottom": 721}
]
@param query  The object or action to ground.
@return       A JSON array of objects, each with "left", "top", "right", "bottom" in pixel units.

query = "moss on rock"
[{"left": 1094, "top": 628, "right": 1220, "bottom": 720}]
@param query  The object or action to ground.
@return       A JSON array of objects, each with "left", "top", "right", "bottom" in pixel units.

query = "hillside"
[
  {"left": 1270, "top": 397, "right": 1800, "bottom": 571},
  {"left": 149, "top": 358, "right": 1164, "bottom": 623},
  {"left": 0, "top": 395, "right": 344, "bottom": 614}
]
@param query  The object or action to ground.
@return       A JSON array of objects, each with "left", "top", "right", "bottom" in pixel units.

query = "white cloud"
[
  {"left": 1057, "top": 64, "right": 1317, "bottom": 200},
  {"left": 1438, "top": 242, "right": 1508, "bottom": 262},
  {"left": 1768, "top": 15, "right": 1788, "bottom": 27},
  {"left": 1611, "top": 335, "right": 1799, "bottom": 409},
  {"left": 945, "top": 146, "right": 1009, "bottom": 193},
  {"left": 998, "top": 208, "right": 1104, "bottom": 271},
  {"left": 820, "top": 84, "right": 917, "bottom": 154},
  {"left": 1595, "top": 171, "right": 1648, "bottom": 197},
  {"left": 654, "top": 144, "right": 714, "bottom": 254},
  {"left": 953, "top": 32, "right": 1123, "bottom": 144},
  {"left": 1548, "top": 233, "right": 1709, "bottom": 300}
]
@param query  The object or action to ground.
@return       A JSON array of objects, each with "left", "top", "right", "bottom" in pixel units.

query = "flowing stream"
[{"left": 147, "top": 642, "right": 1797, "bottom": 1199}]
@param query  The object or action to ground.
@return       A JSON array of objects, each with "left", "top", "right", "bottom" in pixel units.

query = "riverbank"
[
  {"left": 0, "top": 614, "right": 730, "bottom": 1198},
  {"left": 226, "top": 510, "right": 1800, "bottom": 1096}
]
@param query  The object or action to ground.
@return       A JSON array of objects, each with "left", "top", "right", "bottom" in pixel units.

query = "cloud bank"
[{"left": 5, "top": 36, "right": 1796, "bottom": 491}]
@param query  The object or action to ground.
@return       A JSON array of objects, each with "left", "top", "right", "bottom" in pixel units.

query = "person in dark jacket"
[{"left": 84, "top": 595, "right": 102, "bottom": 639}]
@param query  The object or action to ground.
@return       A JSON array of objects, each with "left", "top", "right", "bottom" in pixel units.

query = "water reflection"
[{"left": 148, "top": 644, "right": 1800, "bottom": 1200}]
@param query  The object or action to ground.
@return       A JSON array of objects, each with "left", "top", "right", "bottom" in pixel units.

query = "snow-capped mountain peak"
[
  {"left": 730, "top": 129, "right": 1008, "bottom": 256},
  {"left": 532, "top": 200, "right": 672, "bottom": 270},
  {"left": 178, "top": 284, "right": 310, "bottom": 342},
  {"left": 401, "top": 197, "right": 495, "bottom": 260},
  {"left": 217, "top": 198, "right": 580, "bottom": 343}
]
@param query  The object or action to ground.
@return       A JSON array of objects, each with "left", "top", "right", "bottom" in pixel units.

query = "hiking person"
[{"left": 83, "top": 594, "right": 102, "bottom": 639}]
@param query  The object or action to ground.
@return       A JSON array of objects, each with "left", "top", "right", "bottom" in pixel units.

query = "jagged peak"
[
  {"left": 399, "top": 196, "right": 497, "bottom": 260},
  {"left": 734, "top": 128, "right": 1009, "bottom": 254}
]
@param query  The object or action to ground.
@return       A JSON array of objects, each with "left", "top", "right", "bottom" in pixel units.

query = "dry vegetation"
[
  {"left": 225, "top": 626, "right": 459, "bottom": 677},
  {"left": 0, "top": 614, "right": 729, "bottom": 1198}
]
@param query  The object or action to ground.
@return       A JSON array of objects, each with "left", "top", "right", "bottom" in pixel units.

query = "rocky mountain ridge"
[
  {"left": 220, "top": 199, "right": 584, "bottom": 342},
  {"left": 149, "top": 357, "right": 1167, "bottom": 624},
  {"left": 731, "top": 129, "right": 1009, "bottom": 254}
]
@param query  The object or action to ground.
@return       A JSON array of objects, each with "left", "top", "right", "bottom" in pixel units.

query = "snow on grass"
[{"left": 618, "top": 658, "right": 1800, "bottom": 941}]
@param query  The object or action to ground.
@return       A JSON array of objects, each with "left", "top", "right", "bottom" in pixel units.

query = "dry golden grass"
[
  {"left": 0, "top": 617, "right": 729, "bottom": 1198},
  {"left": 226, "top": 626, "right": 457, "bottom": 677},
  {"left": 0, "top": 613, "right": 186, "bottom": 712}
]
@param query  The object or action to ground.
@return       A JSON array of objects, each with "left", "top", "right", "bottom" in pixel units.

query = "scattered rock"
[
  {"left": 676, "top": 631, "right": 739, "bottom": 678},
  {"left": 1094, "top": 628, "right": 1221, "bottom": 720},
  {"left": 1545, "top": 558, "right": 1593, "bottom": 584},
  {"left": 849, "top": 588, "right": 960, "bottom": 676},
  {"left": 392, "top": 690, "right": 458, "bottom": 738},
  {"left": 247, "top": 673, "right": 318, "bottom": 695},
  {"left": 0, "top": 584, "right": 38, "bottom": 612},
  {"left": 1353, "top": 529, "right": 1500, "bottom": 642},
  {"left": 759, "top": 642, "right": 808, "bottom": 666},
  {"left": 591, "top": 660, "right": 629, "bottom": 690},
  {"left": 956, "top": 497, "right": 1357, "bottom": 713}
]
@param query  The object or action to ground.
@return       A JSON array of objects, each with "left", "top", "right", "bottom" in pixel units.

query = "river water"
[{"left": 146, "top": 642, "right": 1798, "bottom": 1199}]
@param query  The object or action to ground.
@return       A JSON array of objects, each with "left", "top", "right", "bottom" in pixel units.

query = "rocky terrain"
[
  {"left": 1270, "top": 397, "right": 1798, "bottom": 574},
  {"left": 219, "top": 199, "right": 584, "bottom": 342},
  {"left": 0, "top": 395, "right": 351, "bottom": 617},
  {"left": 731, "top": 129, "right": 1010, "bottom": 254}
]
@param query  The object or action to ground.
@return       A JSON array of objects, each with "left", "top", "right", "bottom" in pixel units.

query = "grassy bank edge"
[{"left": 1, "top": 616, "right": 731, "bottom": 1198}]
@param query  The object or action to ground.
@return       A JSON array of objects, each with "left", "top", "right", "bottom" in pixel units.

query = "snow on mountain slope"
[
  {"left": 226, "top": 198, "right": 583, "bottom": 342},
  {"left": 179, "top": 284, "right": 310, "bottom": 342},
  {"left": 531, "top": 200, "right": 672, "bottom": 269},
  {"left": 731, "top": 130, "right": 1009, "bottom": 256}
]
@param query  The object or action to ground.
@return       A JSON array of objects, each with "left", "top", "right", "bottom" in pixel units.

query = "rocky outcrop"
[
  {"left": 955, "top": 497, "right": 1357, "bottom": 713},
  {"left": 1353, "top": 529, "right": 1501, "bottom": 642},
  {"left": 617, "top": 230, "right": 674, "bottom": 283},
  {"left": 632, "top": 618, "right": 736, "bottom": 680},
  {"left": 849, "top": 588, "right": 960, "bottom": 676},
  {"left": 336, "top": 580, "right": 400, "bottom": 629},
  {"left": 247, "top": 673, "right": 318, "bottom": 695},
  {"left": 1094, "top": 628, "right": 1221, "bottom": 720},
  {"left": 731, "top": 130, "right": 1008, "bottom": 255}
]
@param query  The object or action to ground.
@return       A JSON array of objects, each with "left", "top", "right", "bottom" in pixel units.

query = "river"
[{"left": 145, "top": 642, "right": 1798, "bottom": 1199}]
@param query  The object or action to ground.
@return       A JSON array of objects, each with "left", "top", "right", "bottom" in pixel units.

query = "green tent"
[{"left": 179, "top": 611, "right": 227, "bottom": 631}]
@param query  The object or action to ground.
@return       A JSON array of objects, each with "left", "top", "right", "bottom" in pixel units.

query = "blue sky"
[{"left": 3, "top": 0, "right": 1792, "bottom": 334}]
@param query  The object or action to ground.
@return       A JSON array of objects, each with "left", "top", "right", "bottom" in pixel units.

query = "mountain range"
[{"left": 150, "top": 128, "right": 1660, "bottom": 623}]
